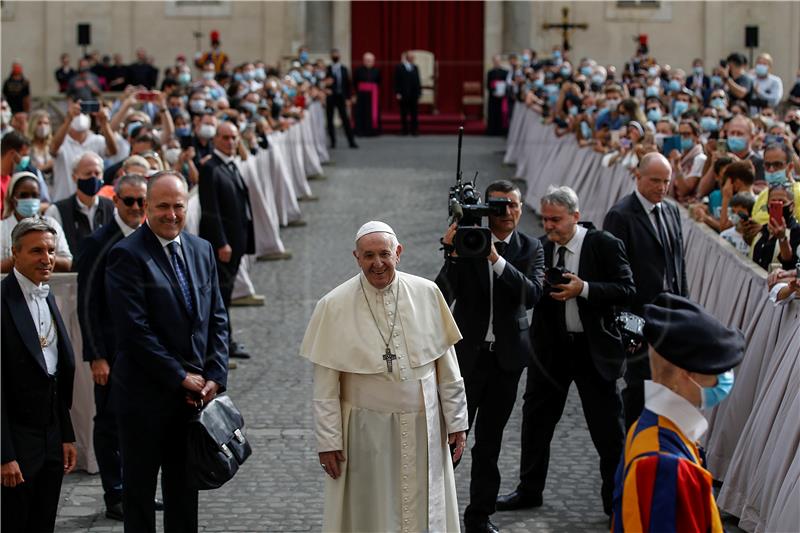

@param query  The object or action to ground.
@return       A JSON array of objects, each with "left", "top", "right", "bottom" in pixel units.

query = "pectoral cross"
[
  {"left": 542, "top": 7, "right": 588, "bottom": 51},
  {"left": 383, "top": 348, "right": 397, "bottom": 372}
]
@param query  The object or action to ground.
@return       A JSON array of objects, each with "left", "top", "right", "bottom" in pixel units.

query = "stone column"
[
  {"left": 502, "top": 1, "right": 531, "bottom": 54},
  {"left": 305, "top": 1, "right": 332, "bottom": 53}
]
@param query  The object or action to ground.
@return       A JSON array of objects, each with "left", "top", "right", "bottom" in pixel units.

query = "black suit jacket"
[
  {"left": 76, "top": 220, "right": 125, "bottom": 363},
  {"left": 1, "top": 273, "right": 76, "bottom": 466},
  {"left": 435, "top": 231, "right": 545, "bottom": 377},
  {"left": 394, "top": 64, "right": 422, "bottom": 100},
  {"left": 326, "top": 63, "right": 352, "bottom": 98},
  {"left": 198, "top": 153, "right": 255, "bottom": 257},
  {"left": 603, "top": 193, "right": 688, "bottom": 314},
  {"left": 532, "top": 225, "right": 636, "bottom": 381},
  {"left": 686, "top": 74, "right": 711, "bottom": 102},
  {"left": 105, "top": 224, "right": 229, "bottom": 414}
]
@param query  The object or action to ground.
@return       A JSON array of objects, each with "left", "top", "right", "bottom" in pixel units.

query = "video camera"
[{"left": 446, "top": 127, "right": 510, "bottom": 258}]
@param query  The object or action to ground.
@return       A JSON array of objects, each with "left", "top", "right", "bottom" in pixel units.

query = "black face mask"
[{"left": 789, "top": 121, "right": 800, "bottom": 135}]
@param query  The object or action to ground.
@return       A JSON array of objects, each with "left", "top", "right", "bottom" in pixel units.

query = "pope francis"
[{"left": 300, "top": 221, "right": 469, "bottom": 533}]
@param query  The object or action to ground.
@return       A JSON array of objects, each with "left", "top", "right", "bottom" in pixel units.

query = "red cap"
[
  {"left": 638, "top": 34, "right": 648, "bottom": 46},
  {"left": 11, "top": 63, "right": 22, "bottom": 75},
  {"left": 176, "top": 54, "right": 186, "bottom": 62},
  {"left": 210, "top": 30, "right": 220, "bottom": 44}
]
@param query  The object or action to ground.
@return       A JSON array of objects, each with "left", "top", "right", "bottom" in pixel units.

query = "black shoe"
[
  {"left": 154, "top": 498, "right": 164, "bottom": 511},
  {"left": 495, "top": 489, "right": 543, "bottom": 511},
  {"left": 230, "top": 343, "right": 251, "bottom": 359},
  {"left": 465, "top": 518, "right": 500, "bottom": 533},
  {"left": 105, "top": 502, "right": 124, "bottom": 521},
  {"left": 349, "top": 142, "right": 359, "bottom": 149}
]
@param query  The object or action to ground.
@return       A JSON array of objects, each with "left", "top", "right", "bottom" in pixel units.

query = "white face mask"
[
  {"left": 71, "top": 114, "right": 91, "bottom": 132},
  {"left": 198, "top": 124, "right": 216, "bottom": 139},
  {"left": 0, "top": 109, "right": 10, "bottom": 124},
  {"left": 36, "top": 124, "right": 51, "bottom": 138},
  {"left": 165, "top": 147, "right": 181, "bottom": 165}
]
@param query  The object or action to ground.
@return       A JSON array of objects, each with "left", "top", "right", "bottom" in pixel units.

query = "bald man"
[
  {"left": 603, "top": 152, "right": 688, "bottom": 428},
  {"left": 199, "top": 121, "right": 254, "bottom": 359}
]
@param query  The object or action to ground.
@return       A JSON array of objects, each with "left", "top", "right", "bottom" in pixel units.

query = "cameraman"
[
  {"left": 435, "top": 179, "right": 544, "bottom": 533},
  {"left": 496, "top": 186, "right": 635, "bottom": 518}
]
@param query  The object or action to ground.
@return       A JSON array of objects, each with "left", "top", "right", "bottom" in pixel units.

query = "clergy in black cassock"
[
  {"left": 486, "top": 55, "right": 510, "bottom": 136},
  {"left": 353, "top": 52, "right": 381, "bottom": 136}
]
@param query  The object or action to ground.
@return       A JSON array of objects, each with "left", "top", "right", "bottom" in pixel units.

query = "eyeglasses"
[
  {"left": 764, "top": 161, "right": 787, "bottom": 171},
  {"left": 120, "top": 196, "right": 145, "bottom": 207}
]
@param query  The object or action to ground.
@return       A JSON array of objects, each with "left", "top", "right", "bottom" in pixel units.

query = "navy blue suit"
[
  {"left": 1, "top": 273, "right": 75, "bottom": 533},
  {"left": 76, "top": 220, "right": 126, "bottom": 507},
  {"left": 105, "top": 223, "right": 228, "bottom": 532}
]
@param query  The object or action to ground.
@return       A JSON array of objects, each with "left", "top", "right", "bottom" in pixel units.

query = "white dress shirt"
[
  {"left": 553, "top": 225, "right": 590, "bottom": 332},
  {"left": 45, "top": 194, "right": 101, "bottom": 231},
  {"left": 634, "top": 189, "right": 662, "bottom": 236},
  {"left": 213, "top": 148, "right": 235, "bottom": 165},
  {"left": 644, "top": 380, "right": 708, "bottom": 442},
  {"left": 13, "top": 268, "right": 58, "bottom": 375},
  {"left": 0, "top": 215, "right": 73, "bottom": 261},
  {"left": 113, "top": 209, "right": 138, "bottom": 237},
  {"left": 148, "top": 222, "right": 185, "bottom": 270},
  {"left": 484, "top": 234, "right": 511, "bottom": 342}
]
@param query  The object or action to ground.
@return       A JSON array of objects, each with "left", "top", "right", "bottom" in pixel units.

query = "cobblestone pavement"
[{"left": 55, "top": 133, "right": 740, "bottom": 533}]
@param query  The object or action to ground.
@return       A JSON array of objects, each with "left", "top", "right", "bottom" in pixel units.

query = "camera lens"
[{"left": 454, "top": 227, "right": 492, "bottom": 258}]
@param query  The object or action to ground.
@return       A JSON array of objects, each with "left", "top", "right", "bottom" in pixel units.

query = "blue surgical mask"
[
  {"left": 255, "top": 67, "right": 266, "bottom": 80},
  {"left": 700, "top": 116, "right": 719, "bottom": 132},
  {"left": 580, "top": 121, "right": 592, "bottom": 139},
  {"left": 233, "top": 73, "right": 244, "bottom": 82},
  {"left": 647, "top": 108, "right": 662, "bottom": 122},
  {"left": 691, "top": 370, "right": 735, "bottom": 410},
  {"left": 681, "top": 137, "right": 694, "bottom": 152},
  {"left": 648, "top": 66, "right": 658, "bottom": 77},
  {"left": 533, "top": 78, "right": 544, "bottom": 89},
  {"left": 521, "top": 54, "right": 531, "bottom": 64},
  {"left": 552, "top": 50, "right": 561, "bottom": 59},
  {"left": 126, "top": 121, "right": 142, "bottom": 137},
  {"left": 175, "top": 126, "right": 191, "bottom": 137},
  {"left": 693, "top": 66, "right": 704, "bottom": 76},
  {"left": 710, "top": 75, "right": 723, "bottom": 88},
  {"left": 15, "top": 155, "right": 30, "bottom": 172},
  {"left": 711, "top": 97, "right": 726, "bottom": 110},
  {"left": 584, "top": 105, "right": 596, "bottom": 115},
  {"left": 15, "top": 198, "right": 40, "bottom": 218},
  {"left": 568, "top": 106, "right": 579, "bottom": 116},
  {"left": 299, "top": 51, "right": 309, "bottom": 64},
  {"left": 727, "top": 136, "right": 748, "bottom": 153},
  {"left": 755, "top": 64, "right": 769, "bottom": 77},
  {"left": 560, "top": 67, "right": 571, "bottom": 78},
  {"left": 580, "top": 66, "right": 592, "bottom": 77},
  {"left": 177, "top": 72, "right": 191, "bottom": 85},
  {"left": 77, "top": 177, "right": 103, "bottom": 196},
  {"left": 668, "top": 79, "right": 682, "bottom": 93},
  {"left": 729, "top": 212, "right": 742, "bottom": 225},
  {"left": 645, "top": 85, "right": 660, "bottom": 97},
  {"left": 765, "top": 169, "right": 788, "bottom": 186},
  {"left": 672, "top": 100, "right": 689, "bottom": 118},
  {"left": 591, "top": 74, "right": 605, "bottom": 86}
]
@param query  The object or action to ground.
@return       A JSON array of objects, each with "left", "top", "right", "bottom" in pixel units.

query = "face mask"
[
  {"left": 645, "top": 85, "right": 659, "bottom": 97},
  {"left": 35, "top": 124, "right": 51, "bottom": 138},
  {"left": 560, "top": 67, "right": 571, "bottom": 78},
  {"left": 681, "top": 137, "right": 694, "bottom": 152},
  {"left": 729, "top": 212, "right": 742, "bottom": 225},
  {"left": 1, "top": 109, "right": 11, "bottom": 124},
  {"left": 755, "top": 64, "right": 769, "bottom": 77},
  {"left": 126, "top": 121, "right": 142, "bottom": 138},
  {"left": 606, "top": 99, "right": 620, "bottom": 111},
  {"left": 243, "top": 70, "right": 255, "bottom": 81},
  {"left": 552, "top": 50, "right": 562, "bottom": 60},
  {"left": 71, "top": 114, "right": 91, "bottom": 132},
  {"left": 711, "top": 97, "right": 726, "bottom": 111},
  {"left": 233, "top": 72, "right": 244, "bottom": 83},
  {"left": 709, "top": 76, "right": 722, "bottom": 88},
  {"left": 521, "top": 54, "right": 530, "bottom": 64},
  {"left": 203, "top": 71, "right": 215, "bottom": 81},
  {"left": 299, "top": 51, "right": 309, "bottom": 64},
  {"left": 619, "top": 114, "right": 630, "bottom": 125},
  {"left": 700, "top": 116, "right": 718, "bottom": 132},
  {"left": 580, "top": 66, "right": 592, "bottom": 77},
  {"left": 175, "top": 126, "right": 191, "bottom": 138},
  {"left": 242, "top": 101, "right": 258, "bottom": 115},
  {"left": 668, "top": 79, "right": 682, "bottom": 93},
  {"left": 580, "top": 121, "right": 592, "bottom": 139},
  {"left": 286, "top": 87, "right": 297, "bottom": 99},
  {"left": 15, "top": 155, "right": 30, "bottom": 172},
  {"left": 672, "top": 100, "right": 689, "bottom": 118},
  {"left": 647, "top": 108, "right": 662, "bottom": 122},
  {"left": 198, "top": 124, "right": 216, "bottom": 139},
  {"left": 727, "top": 136, "right": 748, "bottom": 153},
  {"left": 789, "top": 121, "right": 800, "bottom": 135},
  {"left": 591, "top": 74, "right": 605, "bottom": 86},
  {"left": 255, "top": 67, "right": 266, "bottom": 81},
  {"left": 654, "top": 133, "right": 667, "bottom": 148},
  {"left": 77, "top": 177, "right": 102, "bottom": 196},
  {"left": 189, "top": 99, "right": 206, "bottom": 113},
  {"left": 533, "top": 78, "right": 544, "bottom": 89},
  {"left": 693, "top": 66, "right": 704, "bottom": 76},
  {"left": 690, "top": 370, "right": 734, "bottom": 410},
  {"left": 584, "top": 105, "right": 596, "bottom": 115},
  {"left": 177, "top": 72, "right": 191, "bottom": 85},
  {"left": 568, "top": 106, "right": 579, "bottom": 116},
  {"left": 648, "top": 66, "right": 658, "bottom": 77},
  {"left": 15, "top": 198, "right": 40, "bottom": 218},
  {"left": 165, "top": 147, "right": 181, "bottom": 165}
]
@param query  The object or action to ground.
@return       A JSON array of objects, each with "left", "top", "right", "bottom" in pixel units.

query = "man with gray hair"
[
  {"left": 46, "top": 151, "right": 114, "bottom": 260},
  {"left": 498, "top": 185, "right": 635, "bottom": 518},
  {"left": 300, "top": 220, "right": 468, "bottom": 532},
  {"left": 2, "top": 217, "right": 77, "bottom": 533}
]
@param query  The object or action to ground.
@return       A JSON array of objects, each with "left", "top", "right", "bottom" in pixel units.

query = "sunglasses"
[{"left": 120, "top": 196, "right": 145, "bottom": 207}]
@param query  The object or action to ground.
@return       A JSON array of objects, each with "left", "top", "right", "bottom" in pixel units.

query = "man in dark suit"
[
  {"left": 497, "top": 186, "right": 635, "bottom": 518},
  {"left": 486, "top": 55, "right": 510, "bottom": 136},
  {"left": 436, "top": 180, "right": 545, "bottom": 533},
  {"left": 1, "top": 217, "right": 77, "bottom": 533},
  {"left": 199, "top": 122, "right": 255, "bottom": 360},
  {"left": 75, "top": 173, "right": 147, "bottom": 521},
  {"left": 603, "top": 152, "right": 688, "bottom": 429},
  {"left": 106, "top": 171, "right": 229, "bottom": 532},
  {"left": 686, "top": 58, "right": 711, "bottom": 103},
  {"left": 394, "top": 51, "right": 422, "bottom": 136},
  {"left": 325, "top": 49, "right": 358, "bottom": 149}
]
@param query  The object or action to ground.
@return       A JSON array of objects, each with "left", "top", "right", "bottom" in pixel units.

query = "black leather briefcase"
[{"left": 186, "top": 395, "right": 252, "bottom": 490}]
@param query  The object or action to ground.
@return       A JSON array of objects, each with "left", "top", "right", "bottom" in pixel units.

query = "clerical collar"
[
  {"left": 635, "top": 188, "right": 660, "bottom": 212},
  {"left": 12, "top": 267, "right": 46, "bottom": 297},
  {"left": 214, "top": 149, "right": 235, "bottom": 165},
  {"left": 644, "top": 380, "right": 708, "bottom": 442},
  {"left": 359, "top": 270, "right": 399, "bottom": 295},
  {"left": 113, "top": 209, "right": 138, "bottom": 237}
]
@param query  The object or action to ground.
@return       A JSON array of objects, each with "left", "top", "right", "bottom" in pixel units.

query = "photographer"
[
  {"left": 496, "top": 186, "right": 635, "bottom": 518},
  {"left": 435, "top": 179, "right": 544, "bottom": 533}
]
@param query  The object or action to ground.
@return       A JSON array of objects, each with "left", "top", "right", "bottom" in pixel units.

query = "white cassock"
[{"left": 300, "top": 271, "right": 468, "bottom": 533}]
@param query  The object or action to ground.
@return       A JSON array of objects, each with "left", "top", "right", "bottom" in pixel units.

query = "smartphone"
[
  {"left": 80, "top": 100, "right": 100, "bottom": 113},
  {"left": 620, "top": 138, "right": 632, "bottom": 150},
  {"left": 610, "top": 130, "right": 621, "bottom": 145},
  {"left": 716, "top": 139, "right": 728, "bottom": 154},
  {"left": 764, "top": 134, "right": 784, "bottom": 146},
  {"left": 178, "top": 135, "right": 193, "bottom": 150},
  {"left": 769, "top": 200, "right": 784, "bottom": 227},
  {"left": 661, "top": 135, "right": 682, "bottom": 155},
  {"left": 136, "top": 91, "right": 158, "bottom": 102}
]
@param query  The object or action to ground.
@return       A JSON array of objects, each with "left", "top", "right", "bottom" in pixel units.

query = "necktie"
[
  {"left": 495, "top": 241, "right": 507, "bottom": 257},
  {"left": 652, "top": 205, "right": 678, "bottom": 293},
  {"left": 167, "top": 241, "right": 194, "bottom": 315},
  {"left": 31, "top": 284, "right": 50, "bottom": 299},
  {"left": 227, "top": 162, "right": 252, "bottom": 221},
  {"left": 555, "top": 246, "right": 568, "bottom": 335},
  {"left": 556, "top": 246, "right": 567, "bottom": 268}
]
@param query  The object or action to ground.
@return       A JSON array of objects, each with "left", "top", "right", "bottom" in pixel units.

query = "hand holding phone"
[
  {"left": 80, "top": 100, "right": 100, "bottom": 114},
  {"left": 136, "top": 91, "right": 158, "bottom": 102},
  {"left": 769, "top": 200, "right": 785, "bottom": 229}
]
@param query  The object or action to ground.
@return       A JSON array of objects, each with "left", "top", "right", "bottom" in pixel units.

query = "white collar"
[
  {"left": 635, "top": 188, "right": 659, "bottom": 213},
  {"left": 557, "top": 224, "right": 587, "bottom": 256},
  {"left": 147, "top": 221, "right": 181, "bottom": 249},
  {"left": 75, "top": 193, "right": 99, "bottom": 212},
  {"left": 644, "top": 381, "right": 708, "bottom": 441},
  {"left": 359, "top": 270, "right": 399, "bottom": 295},
  {"left": 214, "top": 149, "right": 235, "bottom": 165},
  {"left": 113, "top": 209, "right": 138, "bottom": 238},
  {"left": 12, "top": 267, "right": 46, "bottom": 297},
  {"left": 492, "top": 232, "right": 513, "bottom": 244}
]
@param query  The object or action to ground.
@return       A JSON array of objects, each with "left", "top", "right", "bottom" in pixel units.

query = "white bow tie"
[{"left": 31, "top": 284, "right": 50, "bottom": 299}]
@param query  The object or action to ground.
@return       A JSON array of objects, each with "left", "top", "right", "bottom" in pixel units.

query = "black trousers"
[
  {"left": 1, "top": 423, "right": 64, "bottom": 533},
  {"left": 463, "top": 344, "right": 523, "bottom": 524},
  {"left": 517, "top": 334, "right": 624, "bottom": 515},
  {"left": 216, "top": 252, "right": 243, "bottom": 351},
  {"left": 399, "top": 97, "right": 419, "bottom": 135},
  {"left": 94, "top": 379, "right": 123, "bottom": 506},
  {"left": 118, "top": 405, "right": 198, "bottom": 533},
  {"left": 325, "top": 94, "right": 355, "bottom": 147},
  {"left": 622, "top": 346, "right": 651, "bottom": 430}
]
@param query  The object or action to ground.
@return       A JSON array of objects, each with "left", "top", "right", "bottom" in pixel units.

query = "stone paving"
[{"left": 55, "top": 133, "right": 742, "bottom": 532}]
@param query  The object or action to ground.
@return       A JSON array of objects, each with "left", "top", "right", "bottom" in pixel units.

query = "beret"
[{"left": 643, "top": 293, "right": 745, "bottom": 374}]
